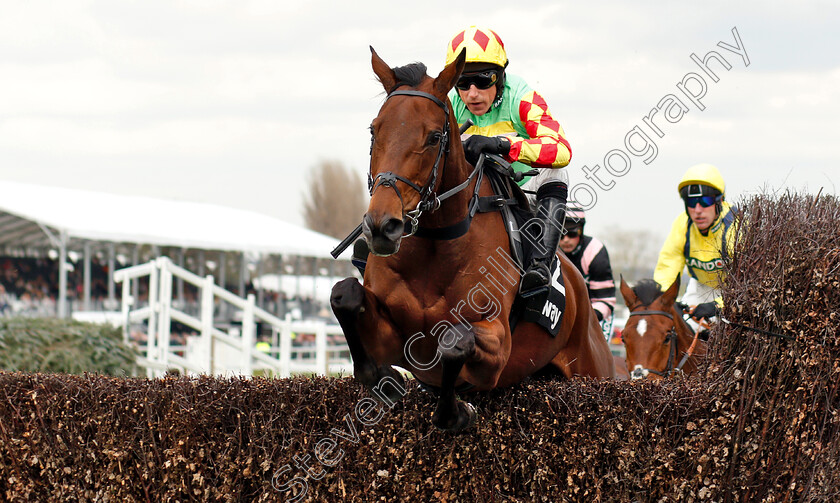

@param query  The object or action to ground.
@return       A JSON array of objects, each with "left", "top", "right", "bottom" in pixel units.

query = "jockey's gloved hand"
[
  {"left": 691, "top": 302, "right": 718, "bottom": 321},
  {"left": 463, "top": 135, "right": 510, "bottom": 166}
]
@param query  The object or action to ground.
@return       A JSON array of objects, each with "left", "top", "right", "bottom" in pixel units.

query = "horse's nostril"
[{"left": 381, "top": 218, "right": 405, "bottom": 241}]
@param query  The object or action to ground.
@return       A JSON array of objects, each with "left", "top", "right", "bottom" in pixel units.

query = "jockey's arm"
[
  {"left": 653, "top": 215, "right": 689, "bottom": 290},
  {"left": 586, "top": 240, "right": 616, "bottom": 323},
  {"left": 507, "top": 90, "right": 571, "bottom": 169}
]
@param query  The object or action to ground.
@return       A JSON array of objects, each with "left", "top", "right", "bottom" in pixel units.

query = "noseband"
[
  {"left": 368, "top": 89, "right": 450, "bottom": 236},
  {"left": 627, "top": 309, "right": 698, "bottom": 379}
]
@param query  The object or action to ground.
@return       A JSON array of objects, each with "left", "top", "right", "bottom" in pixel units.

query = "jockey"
[
  {"left": 446, "top": 26, "right": 573, "bottom": 298},
  {"left": 653, "top": 163, "right": 738, "bottom": 332},
  {"left": 559, "top": 205, "right": 616, "bottom": 341}
]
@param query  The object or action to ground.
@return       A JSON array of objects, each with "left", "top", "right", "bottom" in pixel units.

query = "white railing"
[{"left": 113, "top": 256, "right": 351, "bottom": 378}]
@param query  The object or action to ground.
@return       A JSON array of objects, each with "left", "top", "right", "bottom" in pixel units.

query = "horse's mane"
[
  {"left": 387, "top": 62, "right": 428, "bottom": 90},
  {"left": 632, "top": 279, "right": 663, "bottom": 306}
]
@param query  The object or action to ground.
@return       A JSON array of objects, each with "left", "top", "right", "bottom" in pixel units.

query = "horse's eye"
[{"left": 427, "top": 131, "right": 442, "bottom": 146}]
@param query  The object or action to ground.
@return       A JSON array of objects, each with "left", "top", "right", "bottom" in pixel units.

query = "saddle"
[{"left": 477, "top": 155, "right": 566, "bottom": 338}]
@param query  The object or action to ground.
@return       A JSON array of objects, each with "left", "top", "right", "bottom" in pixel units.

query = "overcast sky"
[{"left": 2, "top": 0, "right": 838, "bottom": 245}]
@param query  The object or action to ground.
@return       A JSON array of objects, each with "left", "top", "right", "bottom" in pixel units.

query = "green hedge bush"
[{"left": 0, "top": 317, "right": 137, "bottom": 375}]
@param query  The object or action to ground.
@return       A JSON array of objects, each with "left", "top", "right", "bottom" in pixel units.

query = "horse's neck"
[{"left": 396, "top": 165, "right": 505, "bottom": 274}]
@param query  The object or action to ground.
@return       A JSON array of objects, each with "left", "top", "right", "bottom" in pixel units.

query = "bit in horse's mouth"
[
  {"left": 361, "top": 214, "right": 404, "bottom": 257},
  {"left": 368, "top": 237, "right": 400, "bottom": 257}
]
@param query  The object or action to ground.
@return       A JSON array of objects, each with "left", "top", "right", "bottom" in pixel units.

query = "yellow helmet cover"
[
  {"left": 678, "top": 163, "right": 725, "bottom": 196},
  {"left": 446, "top": 26, "right": 508, "bottom": 68}
]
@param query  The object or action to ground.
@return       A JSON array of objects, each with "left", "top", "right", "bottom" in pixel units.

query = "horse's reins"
[
  {"left": 673, "top": 301, "right": 795, "bottom": 342},
  {"left": 719, "top": 317, "right": 795, "bottom": 341},
  {"left": 628, "top": 308, "right": 701, "bottom": 378}
]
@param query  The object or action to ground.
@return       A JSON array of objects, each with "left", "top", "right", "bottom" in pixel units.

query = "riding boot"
[
  {"left": 351, "top": 238, "right": 369, "bottom": 277},
  {"left": 519, "top": 193, "right": 566, "bottom": 298}
]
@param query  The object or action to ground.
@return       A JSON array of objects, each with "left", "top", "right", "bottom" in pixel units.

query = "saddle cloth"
[{"left": 519, "top": 257, "right": 566, "bottom": 338}]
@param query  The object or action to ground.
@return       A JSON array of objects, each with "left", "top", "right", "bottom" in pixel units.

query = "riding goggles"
[
  {"left": 563, "top": 228, "right": 582, "bottom": 238},
  {"left": 684, "top": 195, "right": 720, "bottom": 208},
  {"left": 455, "top": 71, "right": 499, "bottom": 90}
]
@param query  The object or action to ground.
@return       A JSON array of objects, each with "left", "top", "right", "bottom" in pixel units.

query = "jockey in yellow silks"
[{"left": 654, "top": 163, "right": 738, "bottom": 332}]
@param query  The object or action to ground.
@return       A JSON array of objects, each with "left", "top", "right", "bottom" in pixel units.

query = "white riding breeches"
[
  {"left": 680, "top": 277, "right": 719, "bottom": 332},
  {"left": 520, "top": 167, "right": 569, "bottom": 207}
]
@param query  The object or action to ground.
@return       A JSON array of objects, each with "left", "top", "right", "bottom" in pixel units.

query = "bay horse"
[
  {"left": 618, "top": 276, "right": 707, "bottom": 380},
  {"left": 330, "top": 47, "right": 614, "bottom": 432}
]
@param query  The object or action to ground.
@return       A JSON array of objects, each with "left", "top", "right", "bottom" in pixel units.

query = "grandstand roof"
[{"left": 0, "top": 181, "right": 351, "bottom": 260}]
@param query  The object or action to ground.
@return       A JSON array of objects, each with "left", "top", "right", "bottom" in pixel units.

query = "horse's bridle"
[
  {"left": 368, "top": 89, "right": 451, "bottom": 236},
  {"left": 627, "top": 308, "right": 699, "bottom": 379}
]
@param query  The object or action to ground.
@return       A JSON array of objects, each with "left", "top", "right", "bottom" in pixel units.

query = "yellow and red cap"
[{"left": 445, "top": 26, "right": 508, "bottom": 68}]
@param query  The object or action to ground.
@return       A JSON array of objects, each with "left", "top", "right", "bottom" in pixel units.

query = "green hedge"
[{"left": 0, "top": 317, "right": 137, "bottom": 375}]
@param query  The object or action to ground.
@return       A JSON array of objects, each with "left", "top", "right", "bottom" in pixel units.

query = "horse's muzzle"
[{"left": 362, "top": 213, "right": 404, "bottom": 256}]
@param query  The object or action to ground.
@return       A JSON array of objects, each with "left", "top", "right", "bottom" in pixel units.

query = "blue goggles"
[{"left": 684, "top": 195, "right": 719, "bottom": 208}]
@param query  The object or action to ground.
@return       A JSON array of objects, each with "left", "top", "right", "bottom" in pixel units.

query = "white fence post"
[
  {"left": 146, "top": 259, "right": 160, "bottom": 378},
  {"left": 316, "top": 322, "right": 328, "bottom": 376},
  {"left": 120, "top": 278, "right": 132, "bottom": 345},
  {"left": 279, "top": 315, "right": 292, "bottom": 378},
  {"left": 241, "top": 294, "right": 256, "bottom": 376},
  {"left": 200, "top": 275, "right": 215, "bottom": 374},
  {"left": 156, "top": 257, "right": 173, "bottom": 375}
]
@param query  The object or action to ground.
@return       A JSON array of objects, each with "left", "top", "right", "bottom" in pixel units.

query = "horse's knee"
[
  {"left": 438, "top": 324, "right": 475, "bottom": 361},
  {"left": 331, "top": 278, "right": 365, "bottom": 315}
]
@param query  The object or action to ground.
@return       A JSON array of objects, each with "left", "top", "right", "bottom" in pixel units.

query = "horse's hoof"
[
  {"left": 353, "top": 362, "right": 380, "bottom": 388},
  {"left": 373, "top": 368, "right": 405, "bottom": 404},
  {"left": 330, "top": 278, "right": 364, "bottom": 315},
  {"left": 433, "top": 401, "right": 477, "bottom": 433},
  {"left": 460, "top": 402, "right": 478, "bottom": 430},
  {"left": 357, "top": 365, "right": 405, "bottom": 404}
]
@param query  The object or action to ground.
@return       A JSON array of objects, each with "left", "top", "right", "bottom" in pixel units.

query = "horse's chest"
[
  {"left": 373, "top": 278, "right": 476, "bottom": 329},
  {"left": 378, "top": 281, "right": 445, "bottom": 315}
]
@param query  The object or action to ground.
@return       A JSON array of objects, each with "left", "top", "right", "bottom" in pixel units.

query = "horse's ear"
[
  {"left": 434, "top": 48, "right": 466, "bottom": 96},
  {"left": 661, "top": 275, "right": 681, "bottom": 305},
  {"left": 619, "top": 275, "right": 639, "bottom": 310},
  {"left": 370, "top": 46, "right": 397, "bottom": 93}
]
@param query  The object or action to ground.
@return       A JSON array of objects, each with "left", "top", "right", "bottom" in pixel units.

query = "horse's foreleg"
[
  {"left": 431, "top": 323, "right": 477, "bottom": 432},
  {"left": 330, "top": 278, "right": 405, "bottom": 403}
]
